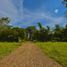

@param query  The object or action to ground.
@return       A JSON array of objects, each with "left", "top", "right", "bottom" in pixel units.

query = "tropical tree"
[
  {"left": 12, "top": 27, "right": 25, "bottom": 40},
  {"left": 62, "top": 24, "right": 67, "bottom": 41},
  {"left": 53, "top": 24, "right": 62, "bottom": 41},
  {"left": 26, "top": 26, "right": 36, "bottom": 40},
  {"left": 0, "top": 17, "right": 10, "bottom": 27},
  {"left": 37, "top": 22, "right": 43, "bottom": 29},
  {"left": 64, "top": 0, "right": 67, "bottom": 7},
  {"left": 37, "top": 22, "right": 49, "bottom": 41}
]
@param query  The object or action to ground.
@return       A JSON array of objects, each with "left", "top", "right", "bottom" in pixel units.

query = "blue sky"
[{"left": 0, "top": 0, "right": 66, "bottom": 28}]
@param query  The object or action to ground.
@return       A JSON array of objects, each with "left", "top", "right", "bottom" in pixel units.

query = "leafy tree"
[
  {"left": 53, "top": 24, "right": 62, "bottom": 41},
  {"left": 0, "top": 17, "right": 10, "bottom": 27},
  {"left": 62, "top": 0, "right": 67, "bottom": 7},
  {"left": 26, "top": 26, "right": 36, "bottom": 40},
  {"left": 37, "top": 22, "right": 49, "bottom": 41},
  {"left": 12, "top": 27, "right": 25, "bottom": 40},
  {"left": 62, "top": 24, "right": 67, "bottom": 41},
  {"left": 37, "top": 22, "right": 43, "bottom": 29}
]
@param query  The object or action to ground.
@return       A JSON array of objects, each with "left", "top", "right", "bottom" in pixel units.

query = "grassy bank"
[
  {"left": 0, "top": 42, "right": 20, "bottom": 59},
  {"left": 36, "top": 42, "right": 67, "bottom": 67}
]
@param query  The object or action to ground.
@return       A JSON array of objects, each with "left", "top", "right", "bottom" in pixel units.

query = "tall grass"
[
  {"left": 0, "top": 42, "right": 20, "bottom": 59},
  {"left": 36, "top": 42, "right": 67, "bottom": 67}
]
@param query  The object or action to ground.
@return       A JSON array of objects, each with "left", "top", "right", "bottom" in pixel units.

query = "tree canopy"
[{"left": 0, "top": 17, "right": 67, "bottom": 42}]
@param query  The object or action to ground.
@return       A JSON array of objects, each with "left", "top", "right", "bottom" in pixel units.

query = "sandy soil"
[{"left": 0, "top": 42, "right": 62, "bottom": 67}]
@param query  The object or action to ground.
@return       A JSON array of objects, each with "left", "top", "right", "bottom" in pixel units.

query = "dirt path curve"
[{"left": 0, "top": 42, "right": 62, "bottom": 67}]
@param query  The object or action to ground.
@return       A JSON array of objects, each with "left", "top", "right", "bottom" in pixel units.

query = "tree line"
[{"left": 0, "top": 17, "right": 67, "bottom": 42}]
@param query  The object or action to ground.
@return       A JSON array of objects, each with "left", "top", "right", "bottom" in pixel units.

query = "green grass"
[
  {"left": 0, "top": 42, "right": 21, "bottom": 59},
  {"left": 36, "top": 42, "right": 67, "bottom": 67}
]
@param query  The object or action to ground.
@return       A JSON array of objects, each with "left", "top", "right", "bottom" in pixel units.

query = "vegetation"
[
  {"left": 36, "top": 42, "right": 67, "bottom": 67},
  {"left": 0, "top": 42, "right": 20, "bottom": 59},
  {"left": 0, "top": 17, "right": 67, "bottom": 42},
  {"left": 63, "top": 0, "right": 67, "bottom": 7}
]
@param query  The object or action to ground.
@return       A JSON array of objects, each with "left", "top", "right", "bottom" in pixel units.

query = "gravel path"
[{"left": 0, "top": 42, "right": 62, "bottom": 67}]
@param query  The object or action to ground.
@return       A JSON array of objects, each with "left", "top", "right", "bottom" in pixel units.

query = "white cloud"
[
  {"left": 0, "top": 0, "right": 65, "bottom": 27},
  {"left": 0, "top": 0, "right": 18, "bottom": 15},
  {"left": 0, "top": 0, "right": 24, "bottom": 23},
  {"left": 54, "top": 9, "right": 59, "bottom": 14},
  {"left": 21, "top": 8, "right": 65, "bottom": 27}
]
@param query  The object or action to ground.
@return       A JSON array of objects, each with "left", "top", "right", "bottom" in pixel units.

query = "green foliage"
[
  {"left": 0, "top": 26, "right": 25, "bottom": 42},
  {"left": 63, "top": 0, "right": 67, "bottom": 7},
  {"left": 36, "top": 42, "right": 67, "bottom": 67},
  {"left": 0, "top": 17, "right": 10, "bottom": 26},
  {"left": 37, "top": 22, "right": 43, "bottom": 29},
  {"left": 62, "top": 25, "right": 67, "bottom": 41},
  {"left": 25, "top": 26, "right": 36, "bottom": 40},
  {"left": 53, "top": 25, "right": 62, "bottom": 41},
  {"left": 0, "top": 42, "right": 20, "bottom": 59},
  {"left": 0, "top": 17, "right": 67, "bottom": 42},
  {"left": 64, "top": 0, "right": 67, "bottom": 1}
]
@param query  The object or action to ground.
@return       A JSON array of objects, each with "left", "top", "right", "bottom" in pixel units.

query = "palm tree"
[
  {"left": 37, "top": 22, "right": 43, "bottom": 30},
  {"left": 37, "top": 22, "right": 48, "bottom": 41}
]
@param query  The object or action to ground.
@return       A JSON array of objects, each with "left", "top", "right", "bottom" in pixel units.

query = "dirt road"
[{"left": 0, "top": 42, "right": 62, "bottom": 67}]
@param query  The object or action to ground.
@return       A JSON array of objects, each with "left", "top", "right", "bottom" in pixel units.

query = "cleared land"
[
  {"left": 36, "top": 42, "right": 67, "bottom": 67},
  {"left": 0, "top": 42, "right": 20, "bottom": 59},
  {"left": 0, "top": 42, "right": 62, "bottom": 67}
]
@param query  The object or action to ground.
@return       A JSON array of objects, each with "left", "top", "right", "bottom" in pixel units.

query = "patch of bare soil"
[{"left": 0, "top": 42, "right": 62, "bottom": 67}]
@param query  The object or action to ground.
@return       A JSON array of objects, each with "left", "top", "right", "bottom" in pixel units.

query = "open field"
[
  {"left": 0, "top": 42, "right": 62, "bottom": 67},
  {"left": 36, "top": 42, "right": 67, "bottom": 67},
  {"left": 0, "top": 42, "right": 20, "bottom": 59}
]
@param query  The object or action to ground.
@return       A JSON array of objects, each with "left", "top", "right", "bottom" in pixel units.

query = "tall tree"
[
  {"left": 63, "top": 0, "right": 67, "bottom": 7},
  {"left": 26, "top": 26, "right": 36, "bottom": 40},
  {"left": 0, "top": 17, "right": 10, "bottom": 26},
  {"left": 37, "top": 22, "right": 49, "bottom": 41},
  {"left": 62, "top": 24, "right": 67, "bottom": 41},
  {"left": 53, "top": 25, "right": 62, "bottom": 41},
  {"left": 37, "top": 22, "right": 43, "bottom": 30}
]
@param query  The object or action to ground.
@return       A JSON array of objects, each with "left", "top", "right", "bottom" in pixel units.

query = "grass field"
[
  {"left": 36, "top": 42, "right": 67, "bottom": 67},
  {"left": 0, "top": 42, "right": 20, "bottom": 60}
]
